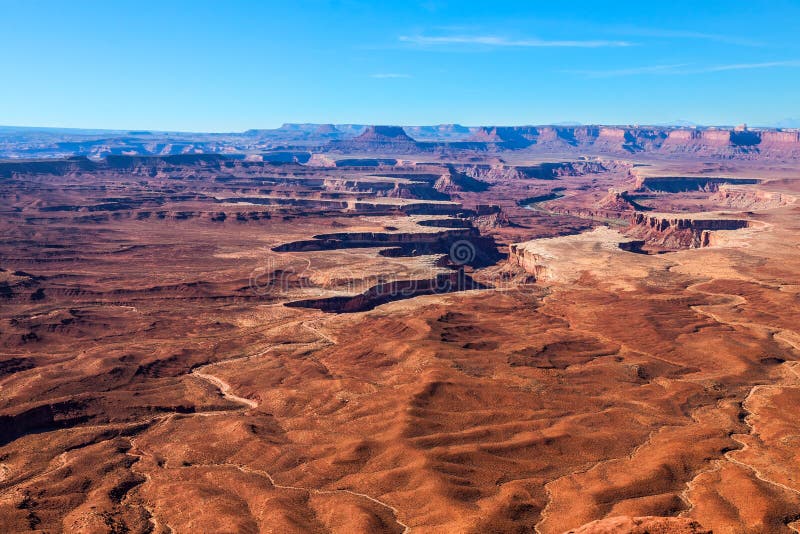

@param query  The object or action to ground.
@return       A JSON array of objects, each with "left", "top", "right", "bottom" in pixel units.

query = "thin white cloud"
[
  {"left": 566, "top": 63, "right": 690, "bottom": 78},
  {"left": 568, "top": 60, "right": 800, "bottom": 78},
  {"left": 622, "top": 28, "right": 764, "bottom": 47},
  {"left": 369, "top": 73, "right": 412, "bottom": 79},
  {"left": 400, "top": 35, "right": 632, "bottom": 48},
  {"left": 699, "top": 60, "right": 800, "bottom": 72}
]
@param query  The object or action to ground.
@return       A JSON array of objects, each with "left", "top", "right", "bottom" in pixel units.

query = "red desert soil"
[{"left": 1, "top": 152, "right": 799, "bottom": 533}]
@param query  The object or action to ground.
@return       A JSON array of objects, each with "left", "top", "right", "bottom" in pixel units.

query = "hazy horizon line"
[{"left": 3, "top": 120, "right": 800, "bottom": 134}]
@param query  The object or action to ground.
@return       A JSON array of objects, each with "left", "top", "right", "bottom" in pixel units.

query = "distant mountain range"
[{"left": 1, "top": 122, "right": 799, "bottom": 160}]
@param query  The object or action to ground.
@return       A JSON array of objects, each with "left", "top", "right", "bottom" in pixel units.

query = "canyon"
[{"left": 1, "top": 127, "right": 800, "bottom": 533}]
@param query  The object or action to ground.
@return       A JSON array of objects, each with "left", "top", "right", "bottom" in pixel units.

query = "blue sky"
[{"left": 2, "top": 0, "right": 799, "bottom": 131}]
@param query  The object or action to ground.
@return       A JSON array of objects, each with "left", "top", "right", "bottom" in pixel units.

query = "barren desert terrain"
[{"left": 2, "top": 125, "right": 800, "bottom": 533}]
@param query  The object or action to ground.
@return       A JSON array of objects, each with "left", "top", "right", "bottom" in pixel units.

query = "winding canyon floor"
[{"left": 1, "top": 153, "right": 800, "bottom": 533}]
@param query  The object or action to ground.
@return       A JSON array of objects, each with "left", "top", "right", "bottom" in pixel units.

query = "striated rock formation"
[
  {"left": 712, "top": 185, "right": 796, "bottom": 210},
  {"left": 433, "top": 168, "right": 490, "bottom": 194},
  {"left": 596, "top": 190, "right": 639, "bottom": 211},
  {"left": 628, "top": 213, "right": 750, "bottom": 248},
  {"left": 634, "top": 175, "right": 760, "bottom": 192},
  {"left": 454, "top": 125, "right": 800, "bottom": 157},
  {"left": 305, "top": 153, "right": 337, "bottom": 167},
  {"left": 457, "top": 125, "right": 800, "bottom": 157},
  {"left": 353, "top": 125, "right": 414, "bottom": 143},
  {"left": 456, "top": 161, "right": 610, "bottom": 183}
]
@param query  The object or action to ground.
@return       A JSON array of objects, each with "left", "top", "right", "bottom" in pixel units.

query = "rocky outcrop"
[
  {"left": 634, "top": 175, "right": 760, "bottom": 192},
  {"left": 596, "top": 190, "right": 640, "bottom": 211},
  {"left": 305, "top": 153, "right": 337, "bottom": 167},
  {"left": 433, "top": 168, "right": 490, "bottom": 194},
  {"left": 455, "top": 161, "right": 609, "bottom": 183},
  {"left": 628, "top": 213, "right": 750, "bottom": 248},
  {"left": 507, "top": 243, "right": 552, "bottom": 281},
  {"left": 711, "top": 185, "right": 796, "bottom": 210}
]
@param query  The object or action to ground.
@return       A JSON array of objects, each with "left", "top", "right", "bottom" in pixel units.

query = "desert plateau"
[{"left": 1, "top": 122, "right": 800, "bottom": 533}]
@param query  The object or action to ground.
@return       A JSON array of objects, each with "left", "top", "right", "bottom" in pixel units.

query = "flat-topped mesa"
[
  {"left": 314, "top": 123, "right": 339, "bottom": 135},
  {"left": 305, "top": 153, "right": 337, "bottom": 167},
  {"left": 454, "top": 160, "right": 611, "bottom": 183},
  {"left": 354, "top": 125, "right": 415, "bottom": 142},
  {"left": 326, "top": 125, "right": 423, "bottom": 152},
  {"left": 0, "top": 156, "right": 96, "bottom": 179},
  {"left": 634, "top": 175, "right": 760, "bottom": 193},
  {"left": 508, "top": 227, "right": 646, "bottom": 282},
  {"left": 761, "top": 129, "right": 800, "bottom": 145},
  {"left": 660, "top": 127, "right": 800, "bottom": 156},
  {"left": 712, "top": 184, "right": 796, "bottom": 209},
  {"left": 628, "top": 212, "right": 750, "bottom": 248}
]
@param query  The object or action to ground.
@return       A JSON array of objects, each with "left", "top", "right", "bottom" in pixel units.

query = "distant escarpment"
[
  {"left": 449, "top": 126, "right": 800, "bottom": 158},
  {"left": 4, "top": 123, "right": 800, "bottom": 160}
]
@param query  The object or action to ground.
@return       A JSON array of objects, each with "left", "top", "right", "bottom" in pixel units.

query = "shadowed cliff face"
[{"left": 286, "top": 270, "right": 488, "bottom": 313}]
